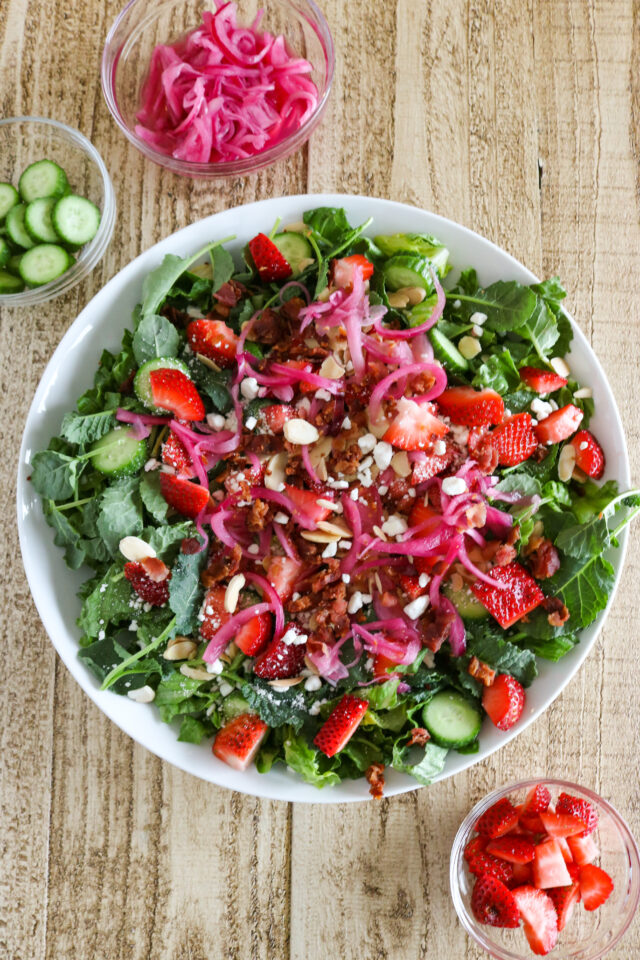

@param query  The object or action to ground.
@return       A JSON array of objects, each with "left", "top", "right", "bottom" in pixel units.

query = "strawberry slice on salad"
[
  {"left": 235, "top": 611, "right": 272, "bottom": 657},
  {"left": 212, "top": 713, "right": 268, "bottom": 771},
  {"left": 248, "top": 233, "right": 293, "bottom": 283},
  {"left": 313, "top": 695, "right": 369, "bottom": 757},
  {"left": 332, "top": 254, "right": 374, "bottom": 289},
  {"left": 162, "top": 431, "right": 195, "bottom": 477},
  {"left": 410, "top": 442, "right": 455, "bottom": 483},
  {"left": 200, "top": 586, "right": 231, "bottom": 641},
  {"left": 124, "top": 561, "right": 171, "bottom": 606},
  {"left": 261, "top": 404, "right": 295, "bottom": 434},
  {"left": 471, "top": 561, "right": 544, "bottom": 629},
  {"left": 534, "top": 403, "right": 583, "bottom": 444},
  {"left": 436, "top": 386, "right": 504, "bottom": 426},
  {"left": 383, "top": 397, "right": 448, "bottom": 451},
  {"left": 266, "top": 556, "right": 304, "bottom": 602},
  {"left": 570, "top": 430, "right": 605, "bottom": 479},
  {"left": 159, "top": 473, "right": 210, "bottom": 518},
  {"left": 482, "top": 674, "right": 525, "bottom": 731},
  {"left": 490, "top": 412, "right": 538, "bottom": 466},
  {"left": 519, "top": 366, "right": 568, "bottom": 393},
  {"left": 253, "top": 636, "right": 306, "bottom": 679},
  {"left": 187, "top": 318, "right": 239, "bottom": 368},
  {"left": 149, "top": 367, "right": 205, "bottom": 421}
]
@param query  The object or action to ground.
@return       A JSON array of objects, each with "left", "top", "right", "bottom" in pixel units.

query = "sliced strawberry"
[
  {"left": 468, "top": 850, "right": 514, "bottom": 885},
  {"left": 511, "top": 885, "right": 559, "bottom": 955},
  {"left": 161, "top": 431, "right": 194, "bottom": 477},
  {"left": 490, "top": 412, "right": 538, "bottom": 466},
  {"left": 200, "top": 586, "right": 231, "bottom": 641},
  {"left": 235, "top": 612, "right": 272, "bottom": 657},
  {"left": 332, "top": 254, "right": 374, "bottom": 289},
  {"left": 476, "top": 797, "right": 520, "bottom": 839},
  {"left": 486, "top": 837, "right": 536, "bottom": 864},
  {"left": 533, "top": 838, "right": 572, "bottom": 889},
  {"left": 464, "top": 836, "right": 488, "bottom": 862},
  {"left": 569, "top": 430, "right": 605, "bottom": 479},
  {"left": 556, "top": 792, "right": 598, "bottom": 835},
  {"left": 383, "top": 397, "right": 448, "bottom": 451},
  {"left": 567, "top": 862, "right": 581, "bottom": 883},
  {"left": 283, "top": 484, "right": 333, "bottom": 526},
  {"left": 567, "top": 833, "right": 599, "bottom": 866},
  {"left": 159, "top": 473, "right": 210, "bottom": 518},
  {"left": 519, "top": 812, "right": 545, "bottom": 833},
  {"left": 509, "top": 861, "right": 533, "bottom": 887},
  {"left": 248, "top": 233, "right": 292, "bottom": 283},
  {"left": 399, "top": 574, "right": 428, "bottom": 600},
  {"left": 539, "top": 811, "right": 588, "bottom": 839},
  {"left": 470, "top": 875, "right": 520, "bottom": 928},
  {"left": 266, "top": 556, "right": 304, "bottom": 602},
  {"left": 253, "top": 636, "right": 306, "bottom": 679},
  {"left": 471, "top": 561, "right": 544, "bottom": 629},
  {"left": 313, "top": 694, "right": 369, "bottom": 757},
  {"left": 186, "top": 318, "right": 239, "bottom": 368},
  {"left": 372, "top": 654, "right": 401, "bottom": 680},
  {"left": 519, "top": 366, "right": 568, "bottom": 394},
  {"left": 212, "top": 713, "right": 268, "bottom": 771},
  {"left": 149, "top": 368, "right": 205, "bottom": 421},
  {"left": 534, "top": 403, "right": 583, "bottom": 444},
  {"left": 482, "top": 673, "right": 525, "bottom": 731},
  {"left": 436, "top": 386, "right": 504, "bottom": 427},
  {"left": 261, "top": 404, "right": 295, "bottom": 434},
  {"left": 557, "top": 836, "right": 573, "bottom": 864},
  {"left": 579, "top": 864, "right": 614, "bottom": 911},
  {"left": 522, "top": 784, "right": 552, "bottom": 816},
  {"left": 124, "top": 561, "right": 171, "bottom": 606},
  {"left": 549, "top": 882, "right": 581, "bottom": 932},
  {"left": 408, "top": 499, "right": 440, "bottom": 530},
  {"left": 410, "top": 443, "right": 455, "bottom": 483}
]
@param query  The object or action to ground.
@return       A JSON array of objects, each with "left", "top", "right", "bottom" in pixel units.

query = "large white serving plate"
[{"left": 17, "top": 194, "right": 631, "bottom": 803}]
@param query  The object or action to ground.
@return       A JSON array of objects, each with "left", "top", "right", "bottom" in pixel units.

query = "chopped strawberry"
[
  {"left": 539, "top": 810, "right": 588, "bottom": 839},
  {"left": 533, "top": 838, "right": 573, "bottom": 889},
  {"left": 467, "top": 425, "right": 490, "bottom": 456},
  {"left": 534, "top": 403, "right": 583, "bottom": 444},
  {"left": 124, "top": 561, "right": 170, "bottom": 606},
  {"left": 212, "top": 713, "right": 268, "bottom": 771},
  {"left": 159, "top": 473, "right": 210, "bottom": 518},
  {"left": 436, "top": 386, "right": 504, "bottom": 427},
  {"left": 408, "top": 499, "right": 440, "bottom": 531},
  {"left": 482, "top": 674, "right": 525, "bottom": 731},
  {"left": 383, "top": 397, "right": 448, "bottom": 451},
  {"left": 399, "top": 574, "right": 428, "bottom": 600},
  {"left": 410, "top": 443, "right": 455, "bottom": 483},
  {"left": 486, "top": 837, "right": 536, "bottom": 864},
  {"left": 522, "top": 784, "right": 552, "bottom": 816},
  {"left": 567, "top": 862, "right": 581, "bottom": 883},
  {"left": 511, "top": 885, "right": 559, "bottom": 955},
  {"left": 470, "top": 875, "right": 520, "bottom": 928},
  {"left": 161, "top": 431, "right": 194, "bottom": 477},
  {"left": 253, "top": 636, "right": 306, "bottom": 679},
  {"left": 200, "top": 586, "right": 231, "bottom": 641},
  {"left": 471, "top": 561, "right": 544, "bottom": 629},
  {"left": 519, "top": 812, "right": 545, "bottom": 833},
  {"left": 464, "top": 836, "right": 488, "bottom": 862},
  {"left": 570, "top": 430, "right": 605, "bottom": 479},
  {"left": 266, "top": 556, "right": 304, "bottom": 602},
  {"left": 332, "top": 254, "right": 374, "bottom": 288},
  {"left": 186, "top": 318, "right": 239, "bottom": 368},
  {"left": 557, "top": 836, "right": 573, "bottom": 864},
  {"left": 567, "top": 833, "right": 599, "bottom": 866},
  {"left": 261, "top": 404, "right": 295, "bottom": 434},
  {"left": 372, "top": 654, "right": 401, "bottom": 680},
  {"left": 284, "top": 484, "right": 333, "bottom": 525},
  {"left": 313, "top": 694, "right": 369, "bottom": 757},
  {"left": 490, "top": 412, "right": 538, "bottom": 466},
  {"left": 579, "top": 864, "right": 614, "bottom": 911},
  {"left": 468, "top": 850, "right": 514, "bottom": 885},
  {"left": 556, "top": 792, "right": 598, "bottom": 835},
  {"left": 149, "top": 368, "right": 205, "bottom": 421},
  {"left": 519, "top": 366, "right": 568, "bottom": 394},
  {"left": 476, "top": 797, "right": 520, "bottom": 839},
  {"left": 509, "top": 861, "right": 533, "bottom": 886},
  {"left": 248, "top": 233, "right": 292, "bottom": 283},
  {"left": 548, "top": 882, "right": 581, "bottom": 931},
  {"left": 235, "top": 612, "right": 272, "bottom": 657}
]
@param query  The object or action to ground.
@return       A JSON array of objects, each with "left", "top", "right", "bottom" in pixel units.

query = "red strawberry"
[
  {"left": 486, "top": 837, "right": 536, "bottom": 864},
  {"left": 372, "top": 654, "right": 401, "bottom": 680},
  {"left": 261, "top": 404, "right": 295, "bottom": 434},
  {"left": 482, "top": 674, "right": 525, "bottom": 731},
  {"left": 235, "top": 612, "right": 272, "bottom": 657},
  {"left": 383, "top": 397, "right": 448, "bottom": 452},
  {"left": 467, "top": 425, "right": 489, "bottom": 455},
  {"left": 519, "top": 366, "right": 568, "bottom": 394},
  {"left": 248, "top": 233, "right": 292, "bottom": 283},
  {"left": 548, "top": 882, "right": 581, "bottom": 931},
  {"left": 464, "top": 836, "right": 488, "bottom": 862},
  {"left": 437, "top": 386, "right": 504, "bottom": 427},
  {"left": 283, "top": 484, "right": 334, "bottom": 526},
  {"left": 539, "top": 810, "right": 588, "bottom": 839},
  {"left": 567, "top": 833, "right": 599, "bottom": 866},
  {"left": 567, "top": 862, "right": 581, "bottom": 883},
  {"left": 159, "top": 473, "right": 210, "bottom": 518},
  {"left": 476, "top": 797, "right": 520, "bottom": 839},
  {"left": 162, "top": 431, "right": 194, "bottom": 477},
  {"left": 410, "top": 443, "right": 455, "bottom": 483},
  {"left": 509, "top": 861, "right": 533, "bottom": 886},
  {"left": 212, "top": 713, "right": 268, "bottom": 771},
  {"left": 313, "top": 694, "right": 369, "bottom": 757},
  {"left": 200, "top": 586, "right": 231, "bottom": 641},
  {"left": 579, "top": 864, "right": 614, "bottom": 911},
  {"left": 556, "top": 792, "right": 598, "bottom": 835},
  {"left": 332, "top": 254, "right": 374, "bottom": 288},
  {"left": 266, "top": 556, "right": 304, "bottom": 602},
  {"left": 557, "top": 836, "right": 573, "bottom": 864},
  {"left": 253, "top": 636, "right": 306, "bottom": 679},
  {"left": 470, "top": 875, "right": 520, "bottom": 928},
  {"left": 490, "top": 413, "right": 538, "bottom": 466},
  {"left": 569, "top": 430, "right": 605, "bottom": 479},
  {"left": 408, "top": 499, "right": 440, "bottom": 530},
  {"left": 534, "top": 403, "right": 583, "bottom": 444},
  {"left": 471, "top": 561, "right": 544, "bottom": 629},
  {"left": 522, "top": 784, "right": 552, "bottom": 816},
  {"left": 511, "top": 885, "right": 559, "bottom": 955},
  {"left": 519, "top": 812, "right": 545, "bottom": 833},
  {"left": 124, "top": 561, "right": 171, "bottom": 606},
  {"left": 186, "top": 318, "right": 238, "bottom": 368},
  {"left": 149, "top": 368, "right": 205, "bottom": 421},
  {"left": 468, "top": 851, "right": 514, "bottom": 885},
  {"left": 533, "top": 838, "right": 572, "bottom": 889},
  {"left": 399, "top": 574, "right": 428, "bottom": 600}
]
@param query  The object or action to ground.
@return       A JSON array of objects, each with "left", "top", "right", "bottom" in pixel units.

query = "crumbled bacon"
[
  {"left": 181, "top": 536, "right": 202, "bottom": 555},
  {"left": 468, "top": 656, "right": 496, "bottom": 687},
  {"left": 421, "top": 609, "right": 456, "bottom": 652},
  {"left": 247, "top": 498, "right": 270, "bottom": 532},
  {"left": 286, "top": 594, "right": 313, "bottom": 613},
  {"left": 531, "top": 444, "right": 550, "bottom": 463},
  {"left": 365, "top": 762, "right": 385, "bottom": 800},
  {"left": 527, "top": 538, "right": 561, "bottom": 580},
  {"left": 201, "top": 543, "right": 242, "bottom": 587},
  {"left": 494, "top": 543, "right": 517, "bottom": 566},
  {"left": 214, "top": 279, "right": 243, "bottom": 306},
  {"left": 160, "top": 304, "right": 191, "bottom": 328},
  {"left": 251, "top": 307, "right": 285, "bottom": 345},
  {"left": 542, "top": 595, "right": 570, "bottom": 627},
  {"left": 407, "top": 727, "right": 431, "bottom": 747},
  {"left": 279, "top": 296, "right": 306, "bottom": 324},
  {"left": 506, "top": 524, "right": 521, "bottom": 546}
]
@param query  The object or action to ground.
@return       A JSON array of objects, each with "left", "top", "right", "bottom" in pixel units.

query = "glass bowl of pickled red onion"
[{"left": 101, "top": 0, "right": 334, "bottom": 178}]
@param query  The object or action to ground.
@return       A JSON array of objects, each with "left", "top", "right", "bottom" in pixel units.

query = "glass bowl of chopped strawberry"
[{"left": 450, "top": 779, "right": 640, "bottom": 958}]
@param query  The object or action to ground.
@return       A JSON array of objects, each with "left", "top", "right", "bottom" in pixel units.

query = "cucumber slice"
[
  {"left": 428, "top": 327, "right": 469, "bottom": 373},
  {"left": 222, "top": 692, "right": 250, "bottom": 720},
  {"left": 422, "top": 691, "right": 483, "bottom": 748},
  {"left": 0, "top": 269, "right": 25, "bottom": 294},
  {"left": 6, "top": 253, "right": 23, "bottom": 276},
  {"left": 272, "top": 231, "right": 313, "bottom": 276},
  {"left": 19, "top": 159, "right": 69, "bottom": 202},
  {"left": 19, "top": 244, "right": 72, "bottom": 286},
  {"left": 89, "top": 426, "right": 147, "bottom": 477},
  {"left": 0, "top": 236, "right": 10, "bottom": 268},
  {"left": 24, "top": 197, "right": 59, "bottom": 243},
  {"left": 382, "top": 255, "right": 435, "bottom": 292},
  {"left": 375, "top": 233, "right": 450, "bottom": 276},
  {"left": 5, "top": 204, "right": 35, "bottom": 249},
  {"left": 0, "top": 182, "right": 19, "bottom": 221},
  {"left": 52, "top": 194, "right": 101, "bottom": 247},
  {"left": 443, "top": 582, "right": 488, "bottom": 620},
  {"left": 134, "top": 357, "right": 190, "bottom": 411}
]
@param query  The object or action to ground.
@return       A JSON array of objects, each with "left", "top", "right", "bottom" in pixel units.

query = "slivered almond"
[
  {"left": 127, "top": 685, "right": 155, "bottom": 703},
  {"left": 180, "top": 665, "right": 212, "bottom": 681},
  {"left": 374, "top": 572, "right": 383, "bottom": 594},
  {"left": 196, "top": 352, "right": 221, "bottom": 372},
  {"left": 119, "top": 536, "right": 156, "bottom": 562},
  {"left": 573, "top": 386, "right": 592, "bottom": 399},
  {"left": 372, "top": 525, "right": 388, "bottom": 541},
  {"left": 319, "top": 355, "right": 345, "bottom": 380},
  {"left": 558, "top": 443, "right": 576, "bottom": 482},
  {"left": 265, "top": 451, "right": 288, "bottom": 490},
  {"left": 315, "top": 457, "right": 328, "bottom": 481},
  {"left": 391, "top": 451, "right": 411, "bottom": 477},
  {"left": 316, "top": 519, "right": 352, "bottom": 538},
  {"left": 224, "top": 573, "right": 245, "bottom": 613},
  {"left": 284, "top": 418, "right": 319, "bottom": 445},
  {"left": 163, "top": 638, "right": 197, "bottom": 661},
  {"left": 316, "top": 497, "right": 340, "bottom": 511},
  {"left": 300, "top": 530, "right": 341, "bottom": 543},
  {"left": 268, "top": 677, "right": 304, "bottom": 689}
]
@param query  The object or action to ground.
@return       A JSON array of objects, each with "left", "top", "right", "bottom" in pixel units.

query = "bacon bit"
[
  {"left": 140, "top": 556, "right": 170, "bottom": 582},
  {"left": 493, "top": 543, "right": 517, "bottom": 566},
  {"left": 365, "top": 762, "right": 385, "bottom": 800},
  {"left": 286, "top": 594, "right": 313, "bottom": 613},
  {"left": 407, "top": 727, "right": 431, "bottom": 747},
  {"left": 160, "top": 304, "right": 191, "bottom": 328},
  {"left": 201, "top": 543, "right": 242, "bottom": 587},
  {"left": 251, "top": 307, "right": 285, "bottom": 345},
  {"left": 422, "top": 609, "right": 456, "bottom": 652},
  {"left": 542, "top": 595, "right": 570, "bottom": 627},
  {"left": 527, "top": 538, "right": 561, "bottom": 579},
  {"left": 506, "top": 524, "right": 521, "bottom": 546},
  {"left": 279, "top": 296, "right": 306, "bottom": 324},
  {"left": 247, "top": 498, "right": 270, "bottom": 532},
  {"left": 531, "top": 443, "right": 550, "bottom": 463},
  {"left": 468, "top": 656, "right": 496, "bottom": 687}
]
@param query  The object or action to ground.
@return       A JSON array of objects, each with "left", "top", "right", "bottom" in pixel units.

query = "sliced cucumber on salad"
[
  {"left": 428, "top": 327, "right": 469, "bottom": 373},
  {"left": 382, "top": 254, "right": 438, "bottom": 292},
  {"left": 422, "top": 691, "right": 483, "bottom": 748},
  {"left": 375, "top": 232, "right": 450, "bottom": 276},
  {"left": 271, "top": 231, "right": 313, "bottom": 276},
  {"left": 89, "top": 426, "right": 148, "bottom": 477}
]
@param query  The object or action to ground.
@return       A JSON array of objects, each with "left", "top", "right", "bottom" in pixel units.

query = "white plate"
[{"left": 17, "top": 194, "right": 631, "bottom": 803}]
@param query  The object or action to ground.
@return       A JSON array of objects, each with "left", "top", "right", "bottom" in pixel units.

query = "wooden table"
[{"left": 2, "top": 1, "right": 639, "bottom": 957}]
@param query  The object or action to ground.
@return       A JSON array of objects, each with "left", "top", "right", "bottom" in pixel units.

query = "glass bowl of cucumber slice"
[{"left": 0, "top": 117, "right": 115, "bottom": 307}]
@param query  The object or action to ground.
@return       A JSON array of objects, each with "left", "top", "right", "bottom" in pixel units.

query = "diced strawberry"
[
  {"left": 186, "top": 318, "right": 239, "bottom": 368},
  {"left": 283, "top": 484, "right": 333, "bottom": 525},
  {"left": 519, "top": 812, "right": 545, "bottom": 833},
  {"left": 486, "top": 837, "right": 536, "bottom": 864},
  {"left": 399, "top": 574, "right": 428, "bottom": 600},
  {"left": 161, "top": 431, "right": 194, "bottom": 477},
  {"left": 159, "top": 473, "right": 210, "bottom": 518},
  {"left": 235, "top": 612, "right": 272, "bottom": 657},
  {"left": 482, "top": 673, "right": 525, "bottom": 731},
  {"left": 511, "top": 885, "right": 559, "bottom": 955},
  {"left": 490, "top": 412, "right": 538, "bottom": 466},
  {"left": 556, "top": 792, "right": 598, "bottom": 835},
  {"left": 471, "top": 875, "right": 520, "bottom": 928},
  {"left": 212, "top": 713, "right": 268, "bottom": 771},
  {"left": 149, "top": 368, "right": 205, "bottom": 421},
  {"left": 567, "top": 834, "right": 599, "bottom": 866},
  {"left": 533, "top": 838, "right": 573, "bottom": 889},
  {"left": 569, "top": 429, "right": 605, "bottom": 479},
  {"left": 332, "top": 254, "right": 374, "bottom": 289},
  {"left": 579, "top": 864, "right": 614, "bottom": 911},
  {"left": 437, "top": 386, "right": 504, "bottom": 427},
  {"left": 313, "top": 694, "right": 369, "bottom": 757},
  {"left": 410, "top": 443, "right": 455, "bottom": 483},
  {"left": 261, "top": 404, "right": 295, "bottom": 434},
  {"left": 200, "top": 586, "right": 231, "bottom": 641},
  {"left": 248, "top": 233, "right": 292, "bottom": 283},
  {"left": 519, "top": 366, "right": 568, "bottom": 394},
  {"left": 471, "top": 561, "right": 544, "bottom": 629},
  {"left": 548, "top": 882, "right": 581, "bottom": 931},
  {"left": 279, "top": 359, "right": 317, "bottom": 393},
  {"left": 266, "top": 556, "right": 304, "bottom": 602},
  {"left": 567, "top": 862, "right": 581, "bottom": 883},
  {"left": 534, "top": 403, "right": 583, "bottom": 444},
  {"left": 253, "top": 636, "right": 306, "bottom": 679},
  {"left": 557, "top": 836, "right": 573, "bottom": 864},
  {"left": 372, "top": 654, "right": 401, "bottom": 680},
  {"left": 408, "top": 499, "right": 439, "bottom": 530},
  {"left": 468, "top": 850, "right": 514, "bottom": 885},
  {"left": 509, "top": 862, "right": 533, "bottom": 887},
  {"left": 522, "top": 784, "right": 552, "bottom": 816},
  {"left": 124, "top": 561, "right": 171, "bottom": 606},
  {"left": 464, "top": 836, "right": 488, "bottom": 862},
  {"left": 539, "top": 811, "right": 588, "bottom": 839},
  {"left": 383, "top": 397, "right": 448, "bottom": 451},
  {"left": 476, "top": 797, "right": 520, "bottom": 839}
]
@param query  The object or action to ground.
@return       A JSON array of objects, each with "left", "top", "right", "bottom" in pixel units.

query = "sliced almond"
[
  {"left": 119, "top": 536, "right": 157, "bottom": 562},
  {"left": 300, "top": 530, "right": 341, "bottom": 543},
  {"left": 163, "top": 639, "right": 198, "bottom": 661},
  {"left": 319, "top": 355, "right": 346, "bottom": 380},
  {"left": 304, "top": 337, "right": 320, "bottom": 349},
  {"left": 372, "top": 524, "right": 388, "bottom": 541},
  {"left": 317, "top": 287, "right": 331, "bottom": 302},
  {"left": 127, "top": 685, "right": 155, "bottom": 703},
  {"left": 180, "top": 665, "right": 212, "bottom": 681},
  {"left": 387, "top": 290, "right": 410, "bottom": 309},
  {"left": 558, "top": 443, "right": 576, "bottom": 482},
  {"left": 458, "top": 336, "right": 482, "bottom": 360},
  {"left": 572, "top": 466, "right": 588, "bottom": 483},
  {"left": 196, "top": 352, "right": 221, "bottom": 372},
  {"left": 190, "top": 262, "right": 213, "bottom": 279},
  {"left": 404, "top": 286, "right": 427, "bottom": 306},
  {"left": 268, "top": 677, "right": 304, "bottom": 689},
  {"left": 316, "top": 519, "right": 352, "bottom": 538},
  {"left": 309, "top": 436, "right": 332, "bottom": 466},
  {"left": 573, "top": 386, "right": 592, "bottom": 399},
  {"left": 391, "top": 451, "right": 411, "bottom": 477},
  {"left": 283, "top": 418, "right": 320, "bottom": 445},
  {"left": 224, "top": 573, "right": 246, "bottom": 613},
  {"left": 265, "top": 451, "right": 288, "bottom": 490},
  {"left": 550, "top": 356, "right": 570, "bottom": 378},
  {"left": 315, "top": 457, "right": 328, "bottom": 482},
  {"left": 297, "top": 258, "right": 315, "bottom": 271},
  {"left": 367, "top": 412, "right": 390, "bottom": 440},
  {"left": 316, "top": 497, "right": 341, "bottom": 511},
  {"left": 284, "top": 220, "right": 309, "bottom": 234}
]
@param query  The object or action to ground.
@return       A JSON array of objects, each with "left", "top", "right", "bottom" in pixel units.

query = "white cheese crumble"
[
  {"left": 442, "top": 476, "right": 468, "bottom": 496},
  {"left": 282, "top": 626, "right": 308, "bottom": 646},
  {"left": 381, "top": 515, "right": 408, "bottom": 537},
  {"left": 403, "top": 595, "right": 430, "bottom": 619},
  {"left": 206, "top": 659, "right": 224, "bottom": 675},
  {"left": 433, "top": 439, "right": 447, "bottom": 456},
  {"left": 304, "top": 675, "right": 322, "bottom": 692},
  {"left": 531, "top": 397, "right": 553, "bottom": 420},
  {"left": 322, "top": 540, "right": 338, "bottom": 558},
  {"left": 347, "top": 592, "right": 364, "bottom": 614},
  {"left": 357, "top": 433, "right": 377, "bottom": 454},
  {"left": 373, "top": 440, "right": 393, "bottom": 471},
  {"left": 469, "top": 311, "right": 487, "bottom": 325},
  {"left": 206, "top": 412, "right": 226, "bottom": 430},
  {"left": 240, "top": 376, "right": 260, "bottom": 400},
  {"left": 274, "top": 512, "right": 289, "bottom": 524},
  {"left": 245, "top": 416, "right": 257, "bottom": 431}
]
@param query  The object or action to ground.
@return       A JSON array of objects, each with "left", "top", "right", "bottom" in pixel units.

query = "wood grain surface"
[{"left": 1, "top": 1, "right": 639, "bottom": 958}]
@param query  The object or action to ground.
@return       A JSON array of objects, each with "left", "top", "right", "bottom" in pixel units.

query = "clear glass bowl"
[
  {"left": 450, "top": 779, "right": 640, "bottom": 959},
  {"left": 101, "top": 0, "right": 334, "bottom": 179},
  {"left": 0, "top": 117, "right": 116, "bottom": 308}
]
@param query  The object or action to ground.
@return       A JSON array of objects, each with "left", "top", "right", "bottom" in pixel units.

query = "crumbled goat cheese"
[{"left": 442, "top": 476, "right": 468, "bottom": 496}]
